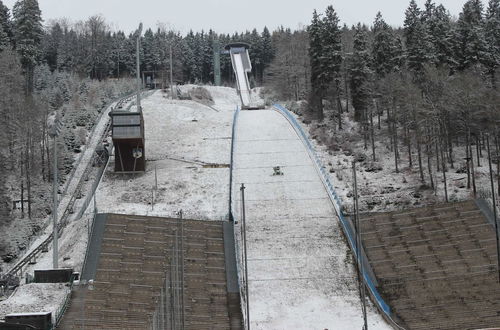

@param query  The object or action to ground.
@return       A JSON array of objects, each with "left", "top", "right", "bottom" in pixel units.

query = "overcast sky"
[{"left": 3, "top": 0, "right": 470, "bottom": 35}]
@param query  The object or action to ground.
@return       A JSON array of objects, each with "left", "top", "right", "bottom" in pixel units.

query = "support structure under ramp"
[{"left": 225, "top": 42, "right": 264, "bottom": 110}]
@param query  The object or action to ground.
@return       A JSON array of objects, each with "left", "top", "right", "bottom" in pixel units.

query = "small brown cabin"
[{"left": 110, "top": 111, "right": 146, "bottom": 172}]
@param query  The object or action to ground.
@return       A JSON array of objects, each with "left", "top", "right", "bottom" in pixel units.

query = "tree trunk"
[
  {"left": 469, "top": 137, "right": 477, "bottom": 198},
  {"left": 466, "top": 128, "right": 471, "bottom": 189},
  {"left": 440, "top": 128, "right": 448, "bottom": 203},
  {"left": 435, "top": 126, "right": 440, "bottom": 172},
  {"left": 495, "top": 132, "right": 500, "bottom": 196},
  {"left": 426, "top": 129, "right": 434, "bottom": 190},
  {"left": 392, "top": 100, "right": 399, "bottom": 173},
  {"left": 416, "top": 127, "right": 424, "bottom": 183},
  {"left": 376, "top": 100, "right": 381, "bottom": 130},
  {"left": 370, "top": 107, "right": 376, "bottom": 162},
  {"left": 393, "top": 120, "right": 399, "bottom": 173},
  {"left": 20, "top": 150, "right": 24, "bottom": 218},
  {"left": 26, "top": 137, "right": 32, "bottom": 220},
  {"left": 476, "top": 135, "right": 481, "bottom": 167},
  {"left": 336, "top": 82, "right": 343, "bottom": 130},
  {"left": 406, "top": 126, "right": 413, "bottom": 168}
]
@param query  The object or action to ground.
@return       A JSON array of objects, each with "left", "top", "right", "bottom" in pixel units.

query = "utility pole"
[
  {"left": 213, "top": 38, "right": 221, "bottom": 86},
  {"left": 240, "top": 184, "right": 250, "bottom": 330},
  {"left": 487, "top": 134, "right": 500, "bottom": 283},
  {"left": 170, "top": 44, "right": 174, "bottom": 100},
  {"left": 136, "top": 23, "right": 143, "bottom": 112},
  {"left": 353, "top": 161, "right": 368, "bottom": 330},
  {"left": 49, "top": 116, "right": 61, "bottom": 269}
]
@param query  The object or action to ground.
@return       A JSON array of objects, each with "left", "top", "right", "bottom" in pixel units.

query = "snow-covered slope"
[
  {"left": 233, "top": 109, "right": 390, "bottom": 329},
  {"left": 96, "top": 87, "right": 239, "bottom": 220}
]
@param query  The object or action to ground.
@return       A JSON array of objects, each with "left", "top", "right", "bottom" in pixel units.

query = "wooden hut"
[{"left": 110, "top": 111, "right": 146, "bottom": 172}]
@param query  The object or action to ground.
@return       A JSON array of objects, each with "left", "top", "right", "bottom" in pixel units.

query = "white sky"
[{"left": 3, "top": 0, "right": 469, "bottom": 35}]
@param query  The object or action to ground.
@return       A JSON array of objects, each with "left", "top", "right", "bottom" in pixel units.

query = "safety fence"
[{"left": 273, "top": 104, "right": 401, "bottom": 326}]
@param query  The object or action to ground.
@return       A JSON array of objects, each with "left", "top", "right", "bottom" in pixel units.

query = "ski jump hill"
[{"left": 3, "top": 41, "right": 498, "bottom": 330}]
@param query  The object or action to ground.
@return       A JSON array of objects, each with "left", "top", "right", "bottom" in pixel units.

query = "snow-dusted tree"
[
  {"left": 349, "top": 23, "right": 371, "bottom": 122},
  {"left": 371, "top": 12, "right": 399, "bottom": 77},
  {"left": 455, "top": 0, "right": 487, "bottom": 71},
  {"left": 12, "top": 0, "right": 43, "bottom": 93},
  {"left": 404, "top": 0, "right": 429, "bottom": 73},
  {"left": 484, "top": 0, "right": 500, "bottom": 87},
  {"left": 0, "top": 22, "right": 9, "bottom": 50},
  {"left": 320, "top": 6, "right": 343, "bottom": 85},
  {"left": 42, "top": 22, "right": 63, "bottom": 70},
  {"left": 308, "top": 9, "right": 325, "bottom": 120},
  {"left": 321, "top": 5, "right": 344, "bottom": 129},
  {"left": 428, "top": 4, "right": 455, "bottom": 68},
  {"left": 109, "top": 30, "right": 127, "bottom": 78},
  {"left": 0, "top": 0, "right": 12, "bottom": 44},
  {"left": 181, "top": 30, "right": 199, "bottom": 82},
  {"left": 259, "top": 26, "right": 274, "bottom": 83}
]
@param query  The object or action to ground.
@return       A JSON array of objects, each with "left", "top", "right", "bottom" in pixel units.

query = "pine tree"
[
  {"left": 455, "top": 0, "right": 487, "bottom": 71},
  {"left": 13, "top": 0, "right": 43, "bottom": 93},
  {"left": 484, "top": 0, "right": 500, "bottom": 86},
  {"left": 308, "top": 9, "right": 325, "bottom": 120},
  {"left": 320, "top": 5, "right": 343, "bottom": 85},
  {"left": 43, "top": 22, "right": 62, "bottom": 70},
  {"left": 349, "top": 23, "right": 372, "bottom": 122},
  {"left": 321, "top": 5, "right": 344, "bottom": 128},
  {"left": 421, "top": 0, "right": 438, "bottom": 64},
  {"left": 0, "top": 22, "right": 8, "bottom": 50},
  {"left": 404, "top": 0, "right": 428, "bottom": 73},
  {"left": 259, "top": 26, "right": 274, "bottom": 83},
  {"left": 372, "top": 12, "right": 399, "bottom": 77},
  {"left": 142, "top": 28, "right": 155, "bottom": 71},
  {"left": 429, "top": 4, "right": 455, "bottom": 68},
  {"left": 0, "top": 0, "right": 12, "bottom": 43}
]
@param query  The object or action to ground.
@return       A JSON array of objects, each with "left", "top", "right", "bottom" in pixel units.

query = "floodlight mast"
[{"left": 136, "top": 23, "right": 143, "bottom": 112}]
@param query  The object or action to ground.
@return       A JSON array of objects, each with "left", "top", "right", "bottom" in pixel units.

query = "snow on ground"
[
  {"left": 233, "top": 109, "right": 391, "bottom": 330},
  {"left": 0, "top": 283, "right": 68, "bottom": 320},
  {"left": 96, "top": 86, "right": 240, "bottom": 220},
  {"left": 297, "top": 107, "right": 496, "bottom": 214}
]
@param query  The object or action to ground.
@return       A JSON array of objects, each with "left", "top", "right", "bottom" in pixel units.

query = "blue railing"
[
  {"left": 229, "top": 106, "right": 241, "bottom": 221},
  {"left": 228, "top": 105, "right": 248, "bottom": 328},
  {"left": 273, "top": 104, "right": 393, "bottom": 317}
]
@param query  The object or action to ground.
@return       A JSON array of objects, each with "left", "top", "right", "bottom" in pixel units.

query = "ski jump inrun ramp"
[
  {"left": 226, "top": 44, "right": 393, "bottom": 328},
  {"left": 226, "top": 43, "right": 263, "bottom": 110}
]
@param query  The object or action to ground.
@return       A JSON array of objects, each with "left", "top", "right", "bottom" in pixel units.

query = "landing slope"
[{"left": 233, "top": 109, "right": 390, "bottom": 329}]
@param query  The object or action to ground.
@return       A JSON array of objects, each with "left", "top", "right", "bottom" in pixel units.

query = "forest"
[{"left": 0, "top": 0, "right": 499, "bottom": 260}]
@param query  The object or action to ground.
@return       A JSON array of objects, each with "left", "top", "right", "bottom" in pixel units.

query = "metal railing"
[
  {"left": 229, "top": 106, "right": 241, "bottom": 222},
  {"left": 228, "top": 105, "right": 248, "bottom": 330},
  {"left": 52, "top": 273, "right": 77, "bottom": 328},
  {"left": 273, "top": 104, "right": 405, "bottom": 328}
]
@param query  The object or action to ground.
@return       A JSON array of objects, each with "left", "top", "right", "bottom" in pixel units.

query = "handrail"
[
  {"left": 228, "top": 106, "right": 241, "bottom": 222},
  {"left": 273, "top": 104, "right": 405, "bottom": 329},
  {"left": 52, "top": 273, "right": 76, "bottom": 328}
]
